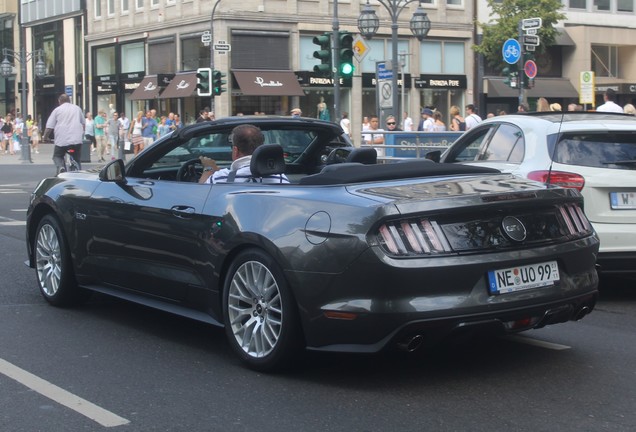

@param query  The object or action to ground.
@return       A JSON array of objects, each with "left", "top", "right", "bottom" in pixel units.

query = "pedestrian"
[
  {"left": 128, "top": 110, "right": 144, "bottom": 155},
  {"left": 417, "top": 108, "right": 434, "bottom": 131},
  {"left": 42, "top": 93, "right": 86, "bottom": 173},
  {"left": 536, "top": 97, "right": 550, "bottom": 112},
  {"left": 464, "top": 104, "right": 482, "bottom": 130},
  {"left": 107, "top": 111, "right": 121, "bottom": 158},
  {"left": 340, "top": 112, "right": 351, "bottom": 137},
  {"left": 362, "top": 115, "right": 384, "bottom": 156},
  {"left": 432, "top": 111, "right": 447, "bottom": 131},
  {"left": 449, "top": 105, "right": 466, "bottom": 132},
  {"left": 94, "top": 110, "right": 107, "bottom": 162},
  {"left": 402, "top": 111, "right": 413, "bottom": 131},
  {"left": 1, "top": 114, "right": 14, "bottom": 155},
  {"left": 31, "top": 121, "right": 40, "bottom": 154},
  {"left": 549, "top": 103, "right": 562, "bottom": 112},
  {"left": 141, "top": 110, "right": 158, "bottom": 146},
  {"left": 290, "top": 107, "right": 302, "bottom": 118},
  {"left": 84, "top": 112, "right": 96, "bottom": 153},
  {"left": 623, "top": 104, "right": 636, "bottom": 115},
  {"left": 385, "top": 115, "right": 402, "bottom": 131},
  {"left": 596, "top": 88, "right": 623, "bottom": 113}
]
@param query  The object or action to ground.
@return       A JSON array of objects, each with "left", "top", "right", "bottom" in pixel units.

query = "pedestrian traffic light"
[
  {"left": 312, "top": 32, "right": 332, "bottom": 76},
  {"left": 338, "top": 31, "right": 354, "bottom": 77},
  {"left": 502, "top": 65, "right": 518, "bottom": 89},
  {"left": 212, "top": 70, "right": 227, "bottom": 96},
  {"left": 196, "top": 67, "right": 212, "bottom": 97}
]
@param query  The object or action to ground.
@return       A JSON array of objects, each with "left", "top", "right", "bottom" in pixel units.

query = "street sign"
[
  {"left": 502, "top": 38, "right": 521, "bottom": 65},
  {"left": 201, "top": 31, "right": 212, "bottom": 46},
  {"left": 522, "top": 17, "right": 542, "bottom": 30},
  {"left": 524, "top": 60, "right": 537, "bottom": 79},
  {"left": 526, "top": 28, "right": 538, "bottom": 35},
  {"left": 523, "top": 34, "right": 540, "bottom": 46},
  {"left": 352, "top": 34, "right": 370, "bottom": 63},
  {"left": 580, "top": 71, "right": 595, "bottom": 106},
  {"left": 526, "top": 45, "right": 536, "bottom": 52},
  {"left": 214, "top": 40, "right": 231, "bottom": 52}
]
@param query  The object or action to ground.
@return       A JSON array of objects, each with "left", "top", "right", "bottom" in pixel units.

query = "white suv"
[{"left": 441, "top": 112, "right": 636, "bottom": 276}]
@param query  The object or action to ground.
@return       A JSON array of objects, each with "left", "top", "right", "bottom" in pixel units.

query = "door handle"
[{"left": 171, "top": 205, "right": 196, "bottom": 218}]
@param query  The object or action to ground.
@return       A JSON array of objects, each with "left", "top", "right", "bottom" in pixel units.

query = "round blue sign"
[{"left": 502, "top": 38, "right": 521, "bottom": 65}]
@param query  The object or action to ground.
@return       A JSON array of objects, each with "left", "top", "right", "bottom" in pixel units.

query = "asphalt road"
[{"left": 1, "top": 163, "right": 636, "bottom": 432}]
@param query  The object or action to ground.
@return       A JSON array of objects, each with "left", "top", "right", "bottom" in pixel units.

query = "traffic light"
[
  {"left": 502, "top": 64, "right": 518, "bottom": 89},
  {"left": 338, "top": 31, "right": 354, "bottom": 77},
  {"left": 196, "top": 67, "right": 212, "bottom": 97},
  {"left": 212, "top": 70, "right": 227, "bottom": 96},
  {"left": 312, "top": 32, "right": 332, "bottom": 76}
]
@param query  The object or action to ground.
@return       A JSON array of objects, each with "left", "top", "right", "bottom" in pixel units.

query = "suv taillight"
[{"left": 528, "top": 170, "right": 585, "bottom": 191}]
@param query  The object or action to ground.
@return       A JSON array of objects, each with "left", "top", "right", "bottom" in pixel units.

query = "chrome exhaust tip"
[
  {"left": 574, "top": 306, "right": 591, "bottom": 321},
  {"left": 397, "top": 335, "right": 424, "bottom": 352}
]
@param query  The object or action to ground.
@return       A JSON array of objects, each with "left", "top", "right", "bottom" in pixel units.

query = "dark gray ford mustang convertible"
[{"left": 26, "top": 116, "right": 599, "bottom": 371}]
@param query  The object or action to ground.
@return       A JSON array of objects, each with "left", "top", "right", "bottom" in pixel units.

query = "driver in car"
[{"left": 198, "top": 124, "right": 289, "bottom": 184}]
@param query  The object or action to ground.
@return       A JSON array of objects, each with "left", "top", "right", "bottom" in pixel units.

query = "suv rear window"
[{"left": 553, "top": 133, "right": 636, "bottom": 170}]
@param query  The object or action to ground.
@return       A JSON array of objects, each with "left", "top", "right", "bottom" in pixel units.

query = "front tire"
[
  {"left": 223, "top": 248, "right": 302, "bottom": 371},
  {"left": 34, "top": 214, "right": 89, "bottom": 306}
]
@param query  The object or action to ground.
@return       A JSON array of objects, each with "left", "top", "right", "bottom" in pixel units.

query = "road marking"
[
  {"left": 0, "top": 190, "right": 25, "bottom": 194},
  {"left": 0, "top": 216, "right": 25, "bottom": 226},
  {"left": 0, "top": 358, "right": 130, "bottom": 427},
  {"left": 502, "top": 335, "right": 571, "bottom": 350}
]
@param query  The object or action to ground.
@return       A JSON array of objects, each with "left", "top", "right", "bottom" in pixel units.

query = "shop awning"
[
  {"left": 129, "top": 75, "right": 161, "bottom": 100},
  {"left": 233, "top": 70, "right": 305, "bottom": 96},
  {"left": 159, "top": 72, "right": 198, "bottom": 99},
  {"left": 486, "top": 78, "right": 579, "bottom": 98}
]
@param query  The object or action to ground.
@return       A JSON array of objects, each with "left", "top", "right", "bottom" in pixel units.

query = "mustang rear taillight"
[
  {"left": 528, "top": 170, "right": 585, "bottom": 191},
  {"left": 559, "top": 203, "right": 592, "bottom": 235},
  {"left": 378, "top": 219, "right": 451, "bottom": 256}
]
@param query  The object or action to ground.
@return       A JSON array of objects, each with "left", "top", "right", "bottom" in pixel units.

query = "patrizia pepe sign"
[{"left": 254, "top": 76, "right": 283, "bottom": 87}]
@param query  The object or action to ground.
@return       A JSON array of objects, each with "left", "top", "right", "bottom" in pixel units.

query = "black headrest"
[
  {"left": 250, "top": 144, "right": 286, "bottom": 177},
  {"left": 346, "top": 147, "right": 377, "bottom": 165}
]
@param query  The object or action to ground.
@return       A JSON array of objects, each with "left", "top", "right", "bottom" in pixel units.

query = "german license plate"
[
  {"left": 610, "top": 192, "right": 636, "bottom": 209},
  {"left": 488, "top": 261, "right": 560, "bottom": 295}
]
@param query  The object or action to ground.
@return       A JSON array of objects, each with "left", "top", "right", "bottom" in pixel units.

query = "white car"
[{"left": 441, "top": 112, "right": 636, "bottom": 276}]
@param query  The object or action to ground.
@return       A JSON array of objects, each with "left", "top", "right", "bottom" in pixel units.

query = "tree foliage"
[{"left": 475, "top": 0, "right": 566, "bottom": 69}]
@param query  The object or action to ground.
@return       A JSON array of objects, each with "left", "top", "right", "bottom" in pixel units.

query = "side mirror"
[
  {"left": 425, "top": 150, "right": 441, "bottom": 163},
  {"left": 99, "top": 159, "right": 127, "bottom": 183}
]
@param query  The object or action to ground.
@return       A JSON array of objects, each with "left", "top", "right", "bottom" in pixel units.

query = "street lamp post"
[
  {"left": 358, "top": 0, "right": 431, "bottom": 119},
  {"left": 209, "top": 0, "right": 221, "bottom": 114},
  {"left": 1, "top": 47, "right": 46, "bottom": 163}
]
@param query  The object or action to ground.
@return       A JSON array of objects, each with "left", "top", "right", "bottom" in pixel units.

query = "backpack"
[{"left": 453, "top": 117, "right": 466, "bottom": 131}]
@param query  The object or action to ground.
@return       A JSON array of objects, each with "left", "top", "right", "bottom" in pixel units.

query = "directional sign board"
[
  {"left": 523, "top": 34, "right": 540, "bottom": 46},
  {"left": 502, "top": 38, "right": 521, "bottom": 65},
  {"left": 522, "top": 17, "right": 542, "bottom": 30}
]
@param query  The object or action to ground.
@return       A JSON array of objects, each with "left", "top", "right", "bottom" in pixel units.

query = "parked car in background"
[
  {"left": 26, "top": 116, "right": 599, "bottom": 371},
  {"left": 441, "top": 112, "right": 636, "bottom": 277}
]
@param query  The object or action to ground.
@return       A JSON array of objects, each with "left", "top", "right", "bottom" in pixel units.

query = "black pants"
[{"left": 53, "top": 143, "right": 82, "bottom": 173}]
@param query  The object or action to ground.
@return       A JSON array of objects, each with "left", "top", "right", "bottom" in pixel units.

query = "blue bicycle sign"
[{"left": 502, "top": 38, "right": 521, "bottom": 65}]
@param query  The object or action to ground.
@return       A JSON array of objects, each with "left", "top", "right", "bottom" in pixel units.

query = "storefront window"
[{"left": 182, "top": 37, "right": 210, "bottom": 71}]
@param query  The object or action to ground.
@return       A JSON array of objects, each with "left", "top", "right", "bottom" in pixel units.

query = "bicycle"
[{"left": 56, "top": 145, "right": 81, "bottom": 174}]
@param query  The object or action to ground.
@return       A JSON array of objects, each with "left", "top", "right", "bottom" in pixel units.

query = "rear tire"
[
  {"left": 222, "top": 248, "right": 303, "bottom": 372},
  {"left": 34, "top": 215, "right": 89, "bottom": 306}
]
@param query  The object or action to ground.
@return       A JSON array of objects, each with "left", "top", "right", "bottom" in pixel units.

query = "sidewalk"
[{"left": 0, "top": 143, "right": 103, "bottom": 167}]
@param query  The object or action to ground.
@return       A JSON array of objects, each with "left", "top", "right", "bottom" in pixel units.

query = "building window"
[
  {"left": 95, "top": 46, "right": 116, "bottom": 76},
  {"left": 148, "top": 40, "right": 176, "bottom": 74},
  {"left": 231, "top": 31, "right": 290, "bottom": 70},
  {"left": 420, "top": 41, "right": 465, "bottom": 75},
  {"left": 447, "top": 0, "right": 462, "bottom": 5},
  {"left": 122, "top": 0, "right": 129, "bottom": 13},
  {"left": 594, "top": 0, "right": 610, "bottom": 10},
  {"left": 568, "top": 0, "right": 587, "bottom": 8},
  {"left": 591, "top": 45, "right": 618, "bottom": 77},
  {"left": 108, "top": 0, "right": 115, "bottom": 15},
  {"left": 136, "top": 0, "right": 143, "bottom": 10},
  {"left": 617, "top": 0, "right": 633, "bottom": 12},
  {"left": 121, "top": 42, "right": 145, "bottom": 73},
  {"left": 95, "top": 0, "right": 102, "bottom": 18},
  {"left": 182, "top": 37, "right": 210, "bottom": 70},
  {"left": 151, "top": 0, "right": 160, "bottom": 6}
]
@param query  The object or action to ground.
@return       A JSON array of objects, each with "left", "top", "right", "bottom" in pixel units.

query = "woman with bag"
[{"left": 128, "top": 110, "right": 144, "bottom": 155}]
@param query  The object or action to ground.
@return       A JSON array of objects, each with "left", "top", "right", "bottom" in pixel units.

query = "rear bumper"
[{"left": 596, "top": 251, "right": 636, "bottom": 275}]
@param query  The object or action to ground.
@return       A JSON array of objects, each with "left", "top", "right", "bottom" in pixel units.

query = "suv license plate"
[
  {"left": 488, "top": 261, "right": 560, "bottom": 295},
  {"left": 610, "top": 192, "right": 636, "bottom": 209}
]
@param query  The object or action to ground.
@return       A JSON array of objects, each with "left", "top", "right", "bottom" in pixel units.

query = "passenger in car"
[{"left": 198, "top": 124, "right": 289, "bottom": 184}]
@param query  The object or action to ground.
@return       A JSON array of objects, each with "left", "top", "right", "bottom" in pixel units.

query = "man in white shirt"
[
  {"left": 340, "top": 112, "right": 351, "bottom": 137},
  {"left": 596, "top": 88, "right": 623, "bottom": 113},
  {"left": 199, "top": 124, "right": 288, "bottom": 184},
  {"left": 465, "top": 104, "right": 483, "bottom": 130}
]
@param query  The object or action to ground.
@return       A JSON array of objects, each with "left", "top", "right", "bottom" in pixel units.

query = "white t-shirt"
[
  {"left": 465, "top": 113, "right": 482, "bottom": 130},
  {"left": 362, "top": 128, "right": 385, "bottom": 157},
  {"left": 596, "top": 101, "right": 624, "bottom": 113},
  {"left": 340, "top": 118, "right": 351, "bottom": 136},
  {"left": 403, "top": 116, "right": 413, "bottom": 131},
  {"left": 205, "top": 155, "right": 289, "bottom": 184}
]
